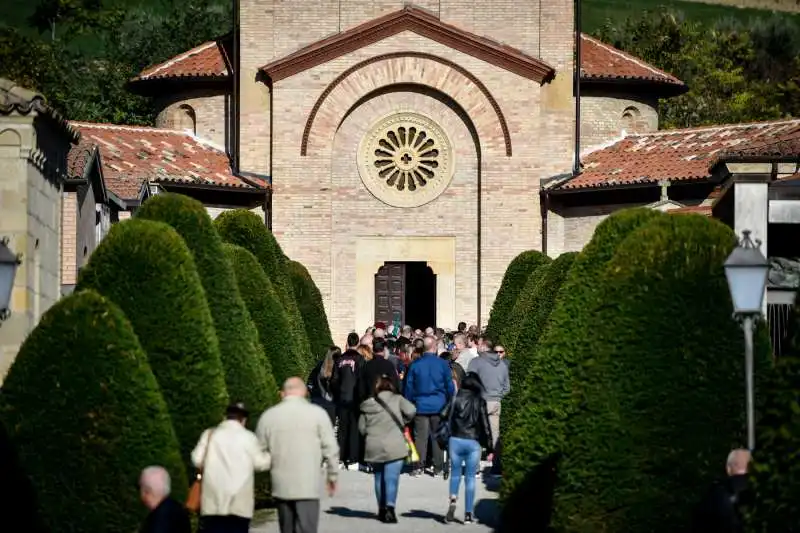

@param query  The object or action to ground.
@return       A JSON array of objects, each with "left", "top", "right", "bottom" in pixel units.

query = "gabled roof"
[
  {"left": 132, "top": 35, "right": 233, "bottom": 82},
  {"left": 69, "top": 122, "right": 266, "bottom": 201},
  {"left": 260, "top": 5, "right": 554, "bottom": 83},
  {"left": 580, "top": 34, "right": 684, "bottom": 87},
  {"left": 0, "top": 78, "right": 80, "bottom": 142},
  {"left": 558, "top": 119, "right": 800, "bottom": 191}
]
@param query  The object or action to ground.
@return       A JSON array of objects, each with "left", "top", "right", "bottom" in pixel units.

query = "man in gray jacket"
[
  {"left": 256, "top": 377, "right": 339, "bottom": 533},
  {"left": 467, "top": 336, "right": 510, "bottom": 468}
]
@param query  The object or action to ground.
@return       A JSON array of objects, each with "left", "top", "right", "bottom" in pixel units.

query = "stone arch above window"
[
  {"left": 174, "top": 104, "right": 196, "bottom": 135},
  {"left": 621, "top": 105, "right": 641, "bottom": 132},
  {"left": 302, "top": 52, "right": 512, "bottom": 157}
]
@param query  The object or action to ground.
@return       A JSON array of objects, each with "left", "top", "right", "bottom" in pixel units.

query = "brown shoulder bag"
[{"left": 185, "top": 428, "right": 214, "bottom": 513}]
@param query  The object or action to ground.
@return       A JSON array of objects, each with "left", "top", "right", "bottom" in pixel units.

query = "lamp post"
[
  {"left": 724, "top": 230, "right": 770, "bottom": 451},
  {"left": 0, "top": 237, "right": 22, "bottom": 324}
]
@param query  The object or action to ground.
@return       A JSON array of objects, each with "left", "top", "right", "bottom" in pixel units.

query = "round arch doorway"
[{"left": 374, "top": 261, "right": 436, "bottom": 330}]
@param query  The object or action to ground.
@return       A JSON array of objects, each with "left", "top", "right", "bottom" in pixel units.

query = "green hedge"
[
  {"left": 76, "top": 219, "right": 228, "bottom": 468},
  {"left": 554, "top": 214, "right": 772, "bottom": 533},
  {"left": 500, "top": 252, "right": 577, "bottom": 434},
  {"left": 486, "top": 250, "right": 551, "bottom": 340},
  {"left": 748, "top": 312, "right": 800, "bottom": 532},
  {"left": 501, "top": 253, "right": 576, "bottom": 359},
  {"left": 215, "top": 210, "right": 312, "bottom": 372},
  {"left": 288, "top": 259, "right": 333, "bottom": 361},
  {"left": 501, "top": 208, "right": 664, "bottom": 505},
  {"left": 224, "top": 243, "right": 306, "bottom": 384},
  {"left": 137, "top": 194, "right": 279, "bottom": 412},
  {"left": 0, "top": 420, "right": 46, "bottom": 533},
  {"left": 0, "top": 290, "right": 187, "bottom": 533}
]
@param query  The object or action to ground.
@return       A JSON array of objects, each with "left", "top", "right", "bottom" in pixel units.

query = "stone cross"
[{"left": 659, "top": 180, "right": 670, "bottom": 202}]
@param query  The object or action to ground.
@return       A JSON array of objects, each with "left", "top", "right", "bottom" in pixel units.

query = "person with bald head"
[
  {"left": 256, "top": 377, "right": 339, "bottom": 533},
  {"left": 403, "top": 335, "right": 455, "bottom": 476},
  {"left": 691, "top": 449, "right": 752, "bottom": 533},
  {"left": 139, "top": 466, "right": 191, "bottom": 533}
]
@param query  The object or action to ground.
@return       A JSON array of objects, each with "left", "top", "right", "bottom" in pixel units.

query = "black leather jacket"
[{"left": 442, "top": 388, "right": 492, "bottom": 448}]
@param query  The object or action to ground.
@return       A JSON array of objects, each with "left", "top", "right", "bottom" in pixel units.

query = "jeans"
[
  {"left": 449, "top": 437, "right": 481, "bottom": 514},
  {"left": 372, "top": 459, "right": 404, "bottom": 508},
  {"left": 414, "top": 414, "right": 443, "bottom": 471}
]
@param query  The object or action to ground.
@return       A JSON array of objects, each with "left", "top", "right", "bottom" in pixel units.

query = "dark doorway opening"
[{"left": 374, "top": 262, "right": 436, "bottom": 330}]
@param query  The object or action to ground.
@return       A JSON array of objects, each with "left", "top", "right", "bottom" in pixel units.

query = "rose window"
[{"left": 358, "top": 113, "right": 454, "bottom": 208}]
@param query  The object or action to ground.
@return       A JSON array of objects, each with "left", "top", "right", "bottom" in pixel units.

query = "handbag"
[
  {"left": 433, "top": 397, "right": 455, "bottom": 449},
  {"left": 374, "top": 395, "right": 419, "bottom": 464},
  {"left": 185, "top": 428, "right": 215, "bottom": 513}
]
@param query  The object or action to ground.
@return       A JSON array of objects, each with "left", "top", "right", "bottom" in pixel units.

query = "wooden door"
[{"left": 375, "top": 262, "right": 405, "bottom": 327}]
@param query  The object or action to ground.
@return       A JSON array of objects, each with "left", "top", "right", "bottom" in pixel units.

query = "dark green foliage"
[
  {"left": 748, "top": 311, "right": 800, "bottom": 532},
  {"left": 554, "top": 215, "right": 772, "bottom": 533},
  {"left": 224, "top": 243, "right": 306, "bottom": 384},
  {"left": 137, "top": 193, "right": 279, "bottom": 412},
  {"left": 0, "top": 290, "right": 187, "bottom": 533},
  {"left": 76, "top": 219, "right": 228, "bottom": 467},
  {"left": 501, "top": 208, "right": 664, "bottom": 504},
  {"left": 288, "top": 259, "right": 333, "bottom": 361},
  {"left": 500, "top": 252, "right": 578, "bottom": 434},
  {"left": 215, "top": 210, "right": 312, "bottom": 372},
  {"left": 0, "top": 420, "right": 46, "bottom": 533},
  {"left": 486, "top": 250, "right": 551, "bottom": 340}
]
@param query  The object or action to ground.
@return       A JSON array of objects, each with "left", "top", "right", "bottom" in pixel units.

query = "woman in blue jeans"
[
  {"left": 359, "top": 375, "right": 416, "bottom": 523},
  {"left": 442, "top": 372, "right": 492, "bottom": 524}
]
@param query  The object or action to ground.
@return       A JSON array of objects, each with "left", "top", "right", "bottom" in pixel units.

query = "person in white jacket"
[{"left": 191, "top": 401, "right": 271, "bottom": 533}]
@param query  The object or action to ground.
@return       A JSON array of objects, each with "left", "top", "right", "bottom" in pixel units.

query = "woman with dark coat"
[
  {"left": 441, "top": 372, "right": 492, "bottom": 524},
  {"left": 306, "top": 346, "right": 340, "bottom": 425}
]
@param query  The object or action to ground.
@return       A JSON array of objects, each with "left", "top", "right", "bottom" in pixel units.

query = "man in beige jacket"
[
  {"left": 191, "top": 401, "right": 271, "bottom": 533},
  {"left": 256, "top": 377, "right": 339, "bottom": 533}
]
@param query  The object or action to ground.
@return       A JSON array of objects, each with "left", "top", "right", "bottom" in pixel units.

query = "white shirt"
[
  {"left": 191, "top": 419, "right": 271, "bottom": 518},
  {"left": 455, "top": 347, "right": 478, "bottom": 371}
]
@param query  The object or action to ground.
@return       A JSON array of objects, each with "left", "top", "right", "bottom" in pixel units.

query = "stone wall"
[
  {"left": 581, "top": 91, "right": 659, "bottom": 150},
  {"left": 0, "top": 115, "right": 68, "bottom": 384},
  {"left": 155, "top": 89, "right": 229, "bottom": 150}
]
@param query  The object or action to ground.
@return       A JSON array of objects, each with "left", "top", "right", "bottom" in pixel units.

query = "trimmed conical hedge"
[
  {"left": 288, "top": 259, "right": 333, "bottom": 362},
  {"left": 137, "top": 193, "right": 279, "bottom": 411},
  {"left": 224, "top": 243, "right": 306, "bottom": 384},
  {"left": 215, "top": 210, "right": 312, "bottom": 372},
  {"left": 500, "top": 251, "right": 577, "bottom": 434},
  {"left": 553, "top": 214, "right": 772, "bottom": 533},
  {"left": 501, "top": 209, "right": 664, "bottom": 505},
  {"left": 486, "top": 250, "right": 551, "bottom": 340},
  {"left": 76, "top": 219, "right": 228, "bottom": 467},
  {"left": 748, "top": 312, "right": 800, "bottom": 532},
  {"left": 0, "top": 290, "right": 187, "bottom": 533}
]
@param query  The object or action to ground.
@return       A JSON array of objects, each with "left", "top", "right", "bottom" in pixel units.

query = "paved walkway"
[{"left": 252, "top": 469, "right": 500, "bottom": 532}]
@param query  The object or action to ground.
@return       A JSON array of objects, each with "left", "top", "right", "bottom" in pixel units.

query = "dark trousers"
[
  {"left": 276, "top": 499, "right": 320, "bottom": 533},
  {"left": 199, "top": 515, "right": 250, "bottom": 533},
  {"left": 311, "top": 397, "right": 336, "bottom": 427},
  {"left": 414, "top": 414, "right": 443, "bottom": 471},
  {"left": 336, "top": 404, "right": 360, "bottom": 464}
]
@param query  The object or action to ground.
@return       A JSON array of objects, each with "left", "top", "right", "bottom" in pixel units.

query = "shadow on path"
[
  {"left": 402, "top": 509, "right": 445, "bottom": 522},
  {"left": 324, "top": 507, "right": 377, "bottom": 520}
]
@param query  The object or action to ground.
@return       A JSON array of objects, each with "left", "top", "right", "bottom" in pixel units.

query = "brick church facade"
[{"left": 50, "top": 1, "right": 798, "bottom": 344}]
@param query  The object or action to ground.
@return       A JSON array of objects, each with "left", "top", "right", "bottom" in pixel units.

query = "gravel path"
[{"left": 251, "top": 468, "right": 500, "bottom": 532}]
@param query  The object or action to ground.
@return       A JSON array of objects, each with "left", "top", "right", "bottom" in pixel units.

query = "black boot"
[
  {"left": 385, "top": 506, "right": 398, "bottom": 523},
  {"left": 445, "top": 499, "right": 456, "bottom": 523},
  {"left": 464, "top": 512, "right": 474, "bottom": 523},
  {"left": 378, "top": 507, "right": 387, "bottom": 522}
]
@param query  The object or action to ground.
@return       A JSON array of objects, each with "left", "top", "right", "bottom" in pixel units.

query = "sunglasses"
[{"left": 496, "top": 350, "right": 505, "bottom": 354}]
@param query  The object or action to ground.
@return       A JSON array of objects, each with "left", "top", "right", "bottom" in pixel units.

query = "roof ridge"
[{"left": 580, "top": 33, "right": 678, "bottom": 82}]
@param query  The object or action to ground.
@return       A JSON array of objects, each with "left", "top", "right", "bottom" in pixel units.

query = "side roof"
[{"left": 0, "top": 78, "right": 81, "bottom": 142}]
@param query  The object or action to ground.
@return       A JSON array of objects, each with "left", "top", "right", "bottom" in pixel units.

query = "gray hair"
[
  {"left": 140, "top": 466, "right": 171, "bottom": 498},
  {"left": 726, "top": 449, "right": 751, "bottom": 475},
  {"left": 423, "top": 335, "right": 437, "bottom": 352}
]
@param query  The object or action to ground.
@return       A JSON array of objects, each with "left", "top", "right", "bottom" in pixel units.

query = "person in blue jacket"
[{"left": 403, "top": 335, "right": 455, "bottom": 476}]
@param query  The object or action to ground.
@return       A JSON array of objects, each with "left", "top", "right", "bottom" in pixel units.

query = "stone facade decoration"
[
  {"left": 358, "top": 112, "right": 454, "bottom": 208},
  {"left": 0, "top": 78, "right": 79, "bottom": 383}
]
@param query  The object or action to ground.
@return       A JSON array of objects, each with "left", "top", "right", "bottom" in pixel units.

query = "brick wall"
[
  {"left": 61, "top": 191, "right": 77, "bottom": 285},
  {"left": 155, "top": 89, "right": 228, "bottom": 150},
  {"left": 581, "top": 91, "right": 659, "bottom": 150}
]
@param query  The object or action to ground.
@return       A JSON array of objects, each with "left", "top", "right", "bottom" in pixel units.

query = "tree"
[
  {"left": 223, "top": 243, "right": 307, "bottom": 384},
  {"left": 486, "top": 251, "right": 551, "bottom": 341},
  {"left": 0, "top": 290, "right": 187, "bottom": 533},
  {"left": 501, "top": 209, "right": 664, "bottom": 506},
  {"left": 215, "top": 209, "right": 312, "bottom": 372},
  {"left": 136, "top": 193, "right": 279, "bottom": 413},
  {"left": 76, "top": 219, "right": 228, "bottom": 468},
  {"left": 287, "top": 259, "right": 333, "bottom": 361},
  {"left": 747, "top": 309, "right": 800, "bottom": 532},
  {"left": 499, "top": 252, "right": 577, "bottom": 434}
]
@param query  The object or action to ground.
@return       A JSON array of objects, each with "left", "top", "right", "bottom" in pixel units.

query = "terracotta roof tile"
[
  {"left": 668, "top": 205, "right": 713, "bottom": 216},
  {"left": 562, "top": 119, "right": 800, "bottom": 190},
  {"left": 133, "top": 37, "right": 231, "bottom": 81},
  {"left": 69, "top": 122, "right": 263, "bottom": 200},
  {"left": 719, "top": 125, "right": 800, "bottom": 161},
  {"left": 67, "top": 138, "right": 96, "bottom": 179},
  {"left": 580, "top": 34, "right": 683, "bottom": 86}
]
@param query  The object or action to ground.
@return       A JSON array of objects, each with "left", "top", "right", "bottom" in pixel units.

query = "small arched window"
[
  {"left": 621, "top": 106, "right": 641, "bottom": 133},
  {"left": 175, "top": 104, "right": 197, "bottom": 135}
]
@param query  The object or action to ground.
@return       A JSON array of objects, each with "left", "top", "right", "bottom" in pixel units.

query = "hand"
[{"left": 327, "top": 480, "right": 337, "bottom": 497}]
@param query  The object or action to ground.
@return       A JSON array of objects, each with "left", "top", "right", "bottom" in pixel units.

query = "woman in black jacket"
[
  {"left": 306, "top": 346, "right": 340, "bottom": 425},
  {"left": 441, "top": 372, "right": 492, "bottom": 524}
]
